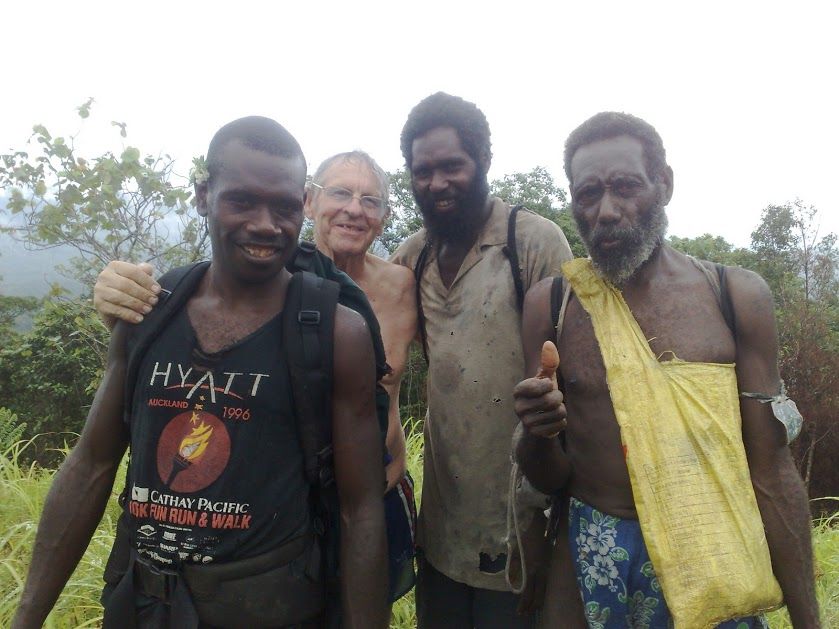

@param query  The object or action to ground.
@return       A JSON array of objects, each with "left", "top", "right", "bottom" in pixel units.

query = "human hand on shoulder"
[{"left": 93, "top": 260, "right": 161, "bottom": 329}]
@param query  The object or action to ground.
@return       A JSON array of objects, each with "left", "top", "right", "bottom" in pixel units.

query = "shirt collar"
[{"left": 476, "top": 197, "right": 512, "bottom": 248}]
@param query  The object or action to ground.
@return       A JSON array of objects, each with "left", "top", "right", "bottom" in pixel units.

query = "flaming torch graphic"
[{"left": 166, "top": 411, "right": 214, "bottom": 487}]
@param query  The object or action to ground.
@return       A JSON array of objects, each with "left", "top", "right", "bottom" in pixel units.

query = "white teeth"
[{"left": 243, "top": 246, "right": 275, "bottom": 258}]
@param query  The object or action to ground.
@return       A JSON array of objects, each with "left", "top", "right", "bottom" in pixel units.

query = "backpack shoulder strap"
[
  {"left": 716, "top": 263, "right": 737, "bottom": 338},
  {"left": 502, "top": 205, "right": 525, "bottom": 312},
  {"left": 291, "top": 240, "right": 319, "bottom": 274},
  {"left": 124, "top": 261, "right": 210, "bottom": 419},
  {"left": 283, "top": 271, "right": 341, "bottom": 488}
]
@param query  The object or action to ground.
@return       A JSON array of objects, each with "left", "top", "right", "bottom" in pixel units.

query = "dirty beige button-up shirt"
[{"left": 391, "top": 198, "right": 573, "bottom": 590}]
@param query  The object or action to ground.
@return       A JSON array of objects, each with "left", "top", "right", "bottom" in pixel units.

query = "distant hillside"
[{"left": 0, "top": 233, "right": 85, "bottom": 297}]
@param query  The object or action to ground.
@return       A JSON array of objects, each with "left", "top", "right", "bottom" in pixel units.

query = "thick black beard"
[
  {"left": 577, "top": 198, "right": 669, "bottom": 286},
  {"left": 415, "top": 174, "right": 490, "bottom": 244}
]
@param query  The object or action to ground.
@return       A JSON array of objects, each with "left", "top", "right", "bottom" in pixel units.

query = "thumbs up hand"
[
  {"left": 513, "top": 341, "right": 567, "bottom": 439},
  {"left": 536, "top": 341, "right": 560, "bottom": 383}
]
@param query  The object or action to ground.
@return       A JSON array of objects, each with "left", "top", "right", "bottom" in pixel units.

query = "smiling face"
[
  {"left": 570, "top": 134, "right": 672, "bottom": 284},
  {"left": 197, "top": 139, "right": 306, "bottom": 285},
  {"left": 305, "top": 158, "right": 388, "bottom": 258},
  {"left": 409, "top": 126, "right": 489, "bottom": 242}
]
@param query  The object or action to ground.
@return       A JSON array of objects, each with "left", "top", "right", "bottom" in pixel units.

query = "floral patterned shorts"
[{"left": 568, "top": 497, "right": 769, "bottom": 629}]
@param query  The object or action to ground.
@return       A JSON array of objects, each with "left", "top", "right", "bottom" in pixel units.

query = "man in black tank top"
[{"left": 13, "top": 118, "right": 389, "bottom": 629}]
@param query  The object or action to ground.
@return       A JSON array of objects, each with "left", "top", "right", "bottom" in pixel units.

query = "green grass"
[{"left": 1, "top": 432, "right": 836, "bottom": 628}]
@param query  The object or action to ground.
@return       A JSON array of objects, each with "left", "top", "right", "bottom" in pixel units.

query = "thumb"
[
  {"left": 535, "top": 340, "right": 559, "bottom": 384},
  {"left": 138, "top": 262, "right": 155, "bottom": 278}
]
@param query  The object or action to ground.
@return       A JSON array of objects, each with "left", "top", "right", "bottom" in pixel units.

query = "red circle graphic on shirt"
[{"left": 156, "top": 410, "right": 230, "bottom": 493}]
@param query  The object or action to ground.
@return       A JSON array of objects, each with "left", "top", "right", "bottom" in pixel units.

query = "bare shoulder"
[
  {"left": 367, "top": 254, "right": 415, "bottom": 291},
  {"left": 724, "top": 265, "right": 775, "bottom": 322},
  {"left": 725, "top": 265, "right": 772, "bottom": 298},
  {"left": 527, "top": 276, "right": 556, "bottom": 304},
  {"left": 334, "top": 303, "right": 371, "bottom": 342},
  {"left": 388, "top": 230, "right": 426, "bottom": 268},
  {"left": 364, "top": 255, "right": 417, "bottom": 312}
]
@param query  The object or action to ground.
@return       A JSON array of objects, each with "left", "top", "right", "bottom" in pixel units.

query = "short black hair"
[
  {"left": 400, "top": 92, "right": 492, "bottom": 171},
  {"left": 206, "top": 116, "right": 305, "bottom": 185},
  {"left": 564, "top": 112, "right": 667, "bottom": 186}
]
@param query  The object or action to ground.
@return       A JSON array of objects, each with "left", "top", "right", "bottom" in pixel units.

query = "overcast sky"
[{"left": 3, "top": 0, "right": 836, "bottom": 248}]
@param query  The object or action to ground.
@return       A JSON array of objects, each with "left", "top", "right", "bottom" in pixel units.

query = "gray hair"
[{"left": 310, "top": 151, "right": 390, "bottom": 204}]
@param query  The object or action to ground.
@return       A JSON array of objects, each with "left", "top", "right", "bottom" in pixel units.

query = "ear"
[
  {"left": 373, "top": 210, "right": 388, "bottom": 238},
  {"left": 477, "top": 149, "right": 491, "bottom": 175},
  {"left": 659, "top": 165, "right": 674, "bottom": 205},
  {"left": 195, "top": 182, "right": 209, "bottom": 217},
  {"left": 303, "top": 188, "right": 316, "bottom": 220}
]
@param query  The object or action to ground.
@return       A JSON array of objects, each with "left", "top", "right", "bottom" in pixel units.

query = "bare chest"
[
  {"left": 355, "top": 279, "right": 413, "bottom": 379},
  {"left": 558, "top": 291, "right": 735, "bottom": 400},
  {"left": 187, "top": 300, "right": 282, "bottom": 355},
  {"left": 436, "top": 243, "right": 471, "bottom": 289}
]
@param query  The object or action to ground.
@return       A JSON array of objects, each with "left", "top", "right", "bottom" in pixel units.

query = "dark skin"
[
  {"left": 14, "top": 141, "right": 388, "bottom": 629},
  {"left": 515, "top": 135, "right": 819, "bottom": 627},
  {"left": 410, "top": 126, "right": 553, "bottom": 614},
  {"left": 410, "top": 126, "right": 492, "bottom": 288}
]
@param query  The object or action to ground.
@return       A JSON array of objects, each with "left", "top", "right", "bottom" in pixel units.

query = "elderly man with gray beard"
[{"left": 513, "top": 113, "right": 819, "bottom": 628}]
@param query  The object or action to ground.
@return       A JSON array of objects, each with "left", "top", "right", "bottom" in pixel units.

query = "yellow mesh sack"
[{"left": 563, "top": 259, "right": 782, "bottom": 629}]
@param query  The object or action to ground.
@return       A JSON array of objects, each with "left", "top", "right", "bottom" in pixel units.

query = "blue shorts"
[
  {"left": 384, "top": 470, "right": 417, "bottom": 600},
  {"left": 568, "top": 497, "right": 768, "bottom": 629}
]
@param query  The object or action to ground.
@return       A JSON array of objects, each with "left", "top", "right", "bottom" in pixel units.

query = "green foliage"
[
  {"left": 1, "top": 431, "right": 836, "bottom": 627},
  {"left": 490, "top": 166, "right": 567, "bottom": 221},
  {"left": 0, "top": 100, "right": 209, "bottom": 290},
  {"left": 0, "top": 408, "right": 26, "bottom": 452},
  {"left": 0, "top": 441, "right": 127, "bottom": 628},
  {"left": 0, "top": 297, "right": 108, "bottom": 464},
  {"left": 0, "top": 295, "right": 40, "bottom": 345},
  {"left": 379, "top": 169, "right": 424, "bottom": 255},
  {"left": 489, "top": 166, "right": 586, "bottom": 258},
  {"left": 668, "top": 233, "right": 754, "bottom": 267},
  {"left": 748, "top": 203, "right": 839, "bottom": 504},
  {"left": 765, "top": 504, "right": 839, "bottom": 628},
  {"left": 399, "top": 345, "right": 428, "bottom": 429}
]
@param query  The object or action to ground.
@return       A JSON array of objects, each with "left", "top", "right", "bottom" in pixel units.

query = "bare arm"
[
  {"left": 729, "top": 268, "right": 820, "bottom": 628},
  {"left": 93, "top": 261, "right": 161, "bottom": 329},
  {"left": 379, "top": 268, "right": 416, "bottom": 492},
  {"left": 514, "top": 277, "right": 571, "bottom": 494},
  {"left": 13, "top": 324, "right": 131, "bottom": 629},
  {"left": 382, "top": 379, "right": 407, "bottom": 491},
  {"left": 332, "top": 306, "right": 389, "bottom": 628}
]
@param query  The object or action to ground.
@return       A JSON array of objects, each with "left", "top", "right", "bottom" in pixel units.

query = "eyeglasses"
[{"left": 309, "top": 182, "right": 388, "bottom": 219}]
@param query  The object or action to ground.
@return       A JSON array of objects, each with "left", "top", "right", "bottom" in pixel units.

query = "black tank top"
[{"left": 125, "top": 307, "right": 309, "bottom": 568}]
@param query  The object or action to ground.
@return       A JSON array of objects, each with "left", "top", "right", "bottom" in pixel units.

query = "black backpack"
[{"left": 109, "top": 241, "right": 413, "bottom": 622}]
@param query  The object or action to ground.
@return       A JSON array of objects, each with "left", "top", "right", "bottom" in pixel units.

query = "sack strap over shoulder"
[{"left": 716, "top": 263, "right": 736, "bottom": 338}]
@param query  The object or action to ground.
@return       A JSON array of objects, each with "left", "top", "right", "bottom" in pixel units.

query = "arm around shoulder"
[
  {"left": 728, "top": 268, "right": 821, "bottom": 628},
  {"left": 331, "top": 306, "right": 389, "bottom": 628}
]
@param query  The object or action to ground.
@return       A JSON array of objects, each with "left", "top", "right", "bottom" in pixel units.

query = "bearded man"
[
  {"left": 391, "top": 92, "right": 573, "bottom": 628},
  {"left": 513, "top": 112, "right": 819, "bottom": 628}
]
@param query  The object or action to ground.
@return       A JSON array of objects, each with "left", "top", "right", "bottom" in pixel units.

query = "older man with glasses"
[{"left": 304, "top": 151, "right": 417, "bottom": 494}]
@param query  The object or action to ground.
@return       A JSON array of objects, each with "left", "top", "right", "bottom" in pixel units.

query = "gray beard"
[{"left": 577, "top": 201, "right": 669, "bottom": 286}]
